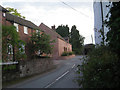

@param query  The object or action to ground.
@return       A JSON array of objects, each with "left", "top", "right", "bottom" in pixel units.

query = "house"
[
  {"left": 1, "top": 6, "right": 42, "bottom": 61},
  {"left": 84, "top": 44, "right": 95, "bottom": 55},
  {"left": 93, "top": 1, "right": 111, "bottom": 45},
  {"left": 39, "top": 23, "right": 72, "bottom": 59},
  {"left": 1, "top": 5, "right": 73, "bottom": 61}
]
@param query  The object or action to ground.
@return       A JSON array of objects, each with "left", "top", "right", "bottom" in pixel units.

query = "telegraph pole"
[{"left": 100, "top": 1, "right": 105, "bottom": 45}]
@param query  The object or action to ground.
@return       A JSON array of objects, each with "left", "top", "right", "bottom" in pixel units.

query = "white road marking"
[
  {"left": 45, "top": 81, "right": 56, "bottom": 88},
  {"left": 56, "top": 71, "right": 69, "bottom": 81},
  {"left": 72, "top": 64, "right": 75, "bottom": 68},
  {"left": 44, "top": 70, "right": 69, "bottom": 88}
]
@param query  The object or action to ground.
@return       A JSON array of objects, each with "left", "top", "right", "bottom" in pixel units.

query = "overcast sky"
[{"left": 1, "top": 0, "right": 95, "bottom": 44}]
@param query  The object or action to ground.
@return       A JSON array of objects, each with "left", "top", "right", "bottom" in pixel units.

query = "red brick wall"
[
  {"left": 2, "top": 13, "right": 36, "bottom": 60},
  {"left": 39, "top": 24, "right": 60, "bottom": 59},
  {"left": 39, "top": 23, "right": 72, "bottom": 59},
  {"left": 18, "top": 25, "right": 34, "bottom": 59},
  {"left": 58, "top": 38, "right": 72, "bottom": 56}
]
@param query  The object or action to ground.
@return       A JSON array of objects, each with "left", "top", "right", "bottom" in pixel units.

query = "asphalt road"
[{"left": 9, "top": 55, "right": 83, "bottom": 88}]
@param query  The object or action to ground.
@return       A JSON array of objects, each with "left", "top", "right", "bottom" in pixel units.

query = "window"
[
  {"left": 14, "top": 23, "right": 19, "bottom": 32},
  {"left": 36, "top": 30, "right": 39, "bottom": 33},
  {"left": 37, "top": 50, "right": 41, "bottom": 55},
  {"left": 3, "top": 13, "right": 6, "bottom": 17},
  {"left": 19, "top": 44, "right": 25, "bottom": 54},
  {"left": 7, "top": 44, "right": 13, "bottom": 54},
  {"left": 64, "top": 47, "right": 67, "bottom": 52},
  {"left": 24, "top": 26, "right": 28, "bottom": 34}
]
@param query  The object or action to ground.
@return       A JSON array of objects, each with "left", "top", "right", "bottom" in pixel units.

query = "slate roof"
[
  {"left": 0, "top": 5, "right": 9, "bottom": 12},
  {"left": 6, "top": 13, "right": 40, "bottom": 30},
  {"left": 0, "top": 5, "right": 41, "bottom": 30},
  {"left": 39, "top": 23, "right": 65, "bottom": 41}
]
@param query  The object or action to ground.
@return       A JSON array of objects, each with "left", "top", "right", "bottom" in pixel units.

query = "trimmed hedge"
[{"left": 61, "top": 51, "right": 74, "bottom": 56}]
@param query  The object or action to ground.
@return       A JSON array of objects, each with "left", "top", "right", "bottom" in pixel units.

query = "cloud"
[
  {"left": 1, "top": 1, "right": 94, "bottom": 44},
  {"left": 1, "top": 0, "right": 94, "bottom": 3}
]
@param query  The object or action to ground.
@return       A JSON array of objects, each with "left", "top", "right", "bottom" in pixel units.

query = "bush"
[
  {"left": 61, "top": 51, "right": 74, "bottom": 56},
  {"left": 77, "top": 46, "right": 120, "bottom": 88},
  {"left": 61, "top": 51, "right": 69, "bottom": 56},
  {"left": 69, "top": 51, "right": 74, "bottom": 55}
]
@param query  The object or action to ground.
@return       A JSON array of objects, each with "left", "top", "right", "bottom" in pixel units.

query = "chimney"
[{"left": 51, "top": 25, "right": 56, "bottom": 31}]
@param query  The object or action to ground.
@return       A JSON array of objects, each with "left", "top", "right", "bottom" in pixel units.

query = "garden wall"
[{"left": 2, "top": 58, "right": 54, "bottom": 82}]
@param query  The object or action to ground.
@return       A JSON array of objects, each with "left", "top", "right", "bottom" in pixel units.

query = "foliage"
[
  {"left": 29, "top": 31, "right": 54, "bottom": 58},
  {"left": 77, "top": 46, "right": 120, "bottom": 88},
  {"left": 56, "top": 25, "right": 69, "bottom": 37},
  {"left": 77, "top": 2, "right": 120, "bottom": 88},
  {"left": 6, "top": 7, "right": 25, "bottom": 19},
  {"left": 61, "top": 51, "right": 74, "bottom": 56},
  {"left": 56, "top": 25, "right": 84, "bottom": 55},
  {"left": 69, "top": 25, "right": 85, "bottom": 54},
  {"left": 2, "top": 25, "right": 26, "bottom": 61},
  {"left": 35, "top": 55, "right": 50, "bottom": 59},
  {"left": 105, "top": 2, "right": 120, "bottom": 57}
]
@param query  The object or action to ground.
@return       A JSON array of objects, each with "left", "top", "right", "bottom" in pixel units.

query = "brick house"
[
  {"left": 1, "top": 6, "right": 72, "bottom": 61},
  {"left": 0, "top": 6, "right": 42, "bottom": 61},
  {"left": 39, "top": 23, "right": 72, "bottom": 59}
]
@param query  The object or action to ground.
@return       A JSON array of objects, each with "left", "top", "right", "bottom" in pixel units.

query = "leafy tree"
[
  {"left": 77, "top": 46, "right": 119, "bottom": 88},
  {"left": 105, "top": 2, "right": 120, "bottom": 57},
  {"left": 29, "top": 31, "right": 54, "bottom": 58},
  {"left": 6, "top": 7, "right": 25, "bottom": 19},
  {"left": 2, "top": 25, "right": 26, "bottom": 62},
  {"left": 56, "top": 25, "right": 69, "bottom": 37},
  {"left": 69, "top": 25, "right": 84, "bottom": 54}
]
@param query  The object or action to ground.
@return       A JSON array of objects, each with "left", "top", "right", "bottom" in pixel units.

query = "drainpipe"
[{"left": 100, "top": 1, "right": 105, "bottom": 45}]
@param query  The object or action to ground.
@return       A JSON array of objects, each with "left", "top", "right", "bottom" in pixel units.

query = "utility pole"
[
  {"left": 91, "top": 35, "right": 93, "bottom": 44},
  {"left": 100, "top": 1, "right": 105, "bottom": 45}
]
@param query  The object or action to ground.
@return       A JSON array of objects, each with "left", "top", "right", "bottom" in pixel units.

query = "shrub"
[
  {"left": 77, "top": 46, "right": 120, "bottom": 88},
  {"left": 69, "top": 51, "right": 74, "bottom": 55},
  {"left": 61, "top": 51, "right": 74, "bottom": 56},
  {"left": 61, "top": 51, "right": 69, "bottom": 56}
]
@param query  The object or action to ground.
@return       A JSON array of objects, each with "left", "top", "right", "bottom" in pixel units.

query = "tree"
[
  {"left": 29, "top": 31, "right": 54, "bottom": 58},
  {"left": 69, "top": 25, "right": 84, "bottom": 54},
  {"left": 2, "top": 25, "right": 26, "bottom": 62},
  {"left": 56, "top": 25, "right": 69, "bottom": 37},
  {"left": 6, "top": 7, "right": 25, "bottom": 19},
  {"left": 105, "top": 2, "right": 120, "bottom": 57}
]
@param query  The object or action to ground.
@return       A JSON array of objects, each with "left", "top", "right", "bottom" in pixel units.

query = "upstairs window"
[
  {"left": 3, "top": 13, "right": 6, "bottom": 17},
  {"left": 24, "top": 26, "right": 28, "bottom": 34},
  {"left": 14, "top": 23, "right": 19, "bottom": 32}
]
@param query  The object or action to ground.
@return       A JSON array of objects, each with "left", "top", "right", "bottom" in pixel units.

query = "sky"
[{"left": 0, "top": 0, "right": 95, "bottom": 44}]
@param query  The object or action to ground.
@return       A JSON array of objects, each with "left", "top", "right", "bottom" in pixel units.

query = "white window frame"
[
  {"left": 14, "top": 23, "right": 19, "bottom": 32},
  {"left": 7, "top": 44, "right": 13, "bottom": 55},
  {"left": 19, "top": 44, "right": 25, "bottom": 54},
  {"left": 36, "top": 30, "right": 39, "bottom": 33},
  {"left": 3, "top": 13, "right": 6, "bottom": 17},
  {"left": 24, "top": 26, "right": 28, "bottom": 34}
]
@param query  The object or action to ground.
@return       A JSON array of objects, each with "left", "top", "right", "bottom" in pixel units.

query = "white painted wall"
[
  {"left": 93, "top": 1, "right": 110, "bottom": 45},
  {"left": 93, "top": 2, "right": 103, "bottom": 45}
]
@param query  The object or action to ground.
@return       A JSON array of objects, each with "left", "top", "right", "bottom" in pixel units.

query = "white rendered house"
[{"left": 93, "top": 1, "right": 111, "bottom": 45}]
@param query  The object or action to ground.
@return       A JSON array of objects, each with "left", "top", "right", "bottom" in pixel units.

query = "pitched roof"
[
  {"left": 0, "top": 5, "right": 41, "bottom": 30},
  {"left": 6, "top": 13, "right": 40, "bottom": 30},
  {"left": 0, "top": 5, "right": 9, "bottom": 12},
  {"left": 39, "top": 23, "right": 65, "bottom": 41}
]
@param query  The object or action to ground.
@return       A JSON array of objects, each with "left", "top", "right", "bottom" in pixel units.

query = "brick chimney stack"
[{"left": 51, "top": 25, "right": 56, "bottom": 31}]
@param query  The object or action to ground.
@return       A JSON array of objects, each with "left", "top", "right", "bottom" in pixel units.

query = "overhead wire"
[{"left": 58, "top": 0, "right": 93, "bottom": 19}]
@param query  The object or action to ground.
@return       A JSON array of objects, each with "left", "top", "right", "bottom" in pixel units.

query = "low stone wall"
[
  {"left": 2, "top": 58, "right": 54, "bottom": 82},
  {"left": 19, "top": 58, "right": 54, "bottom": 77}
]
